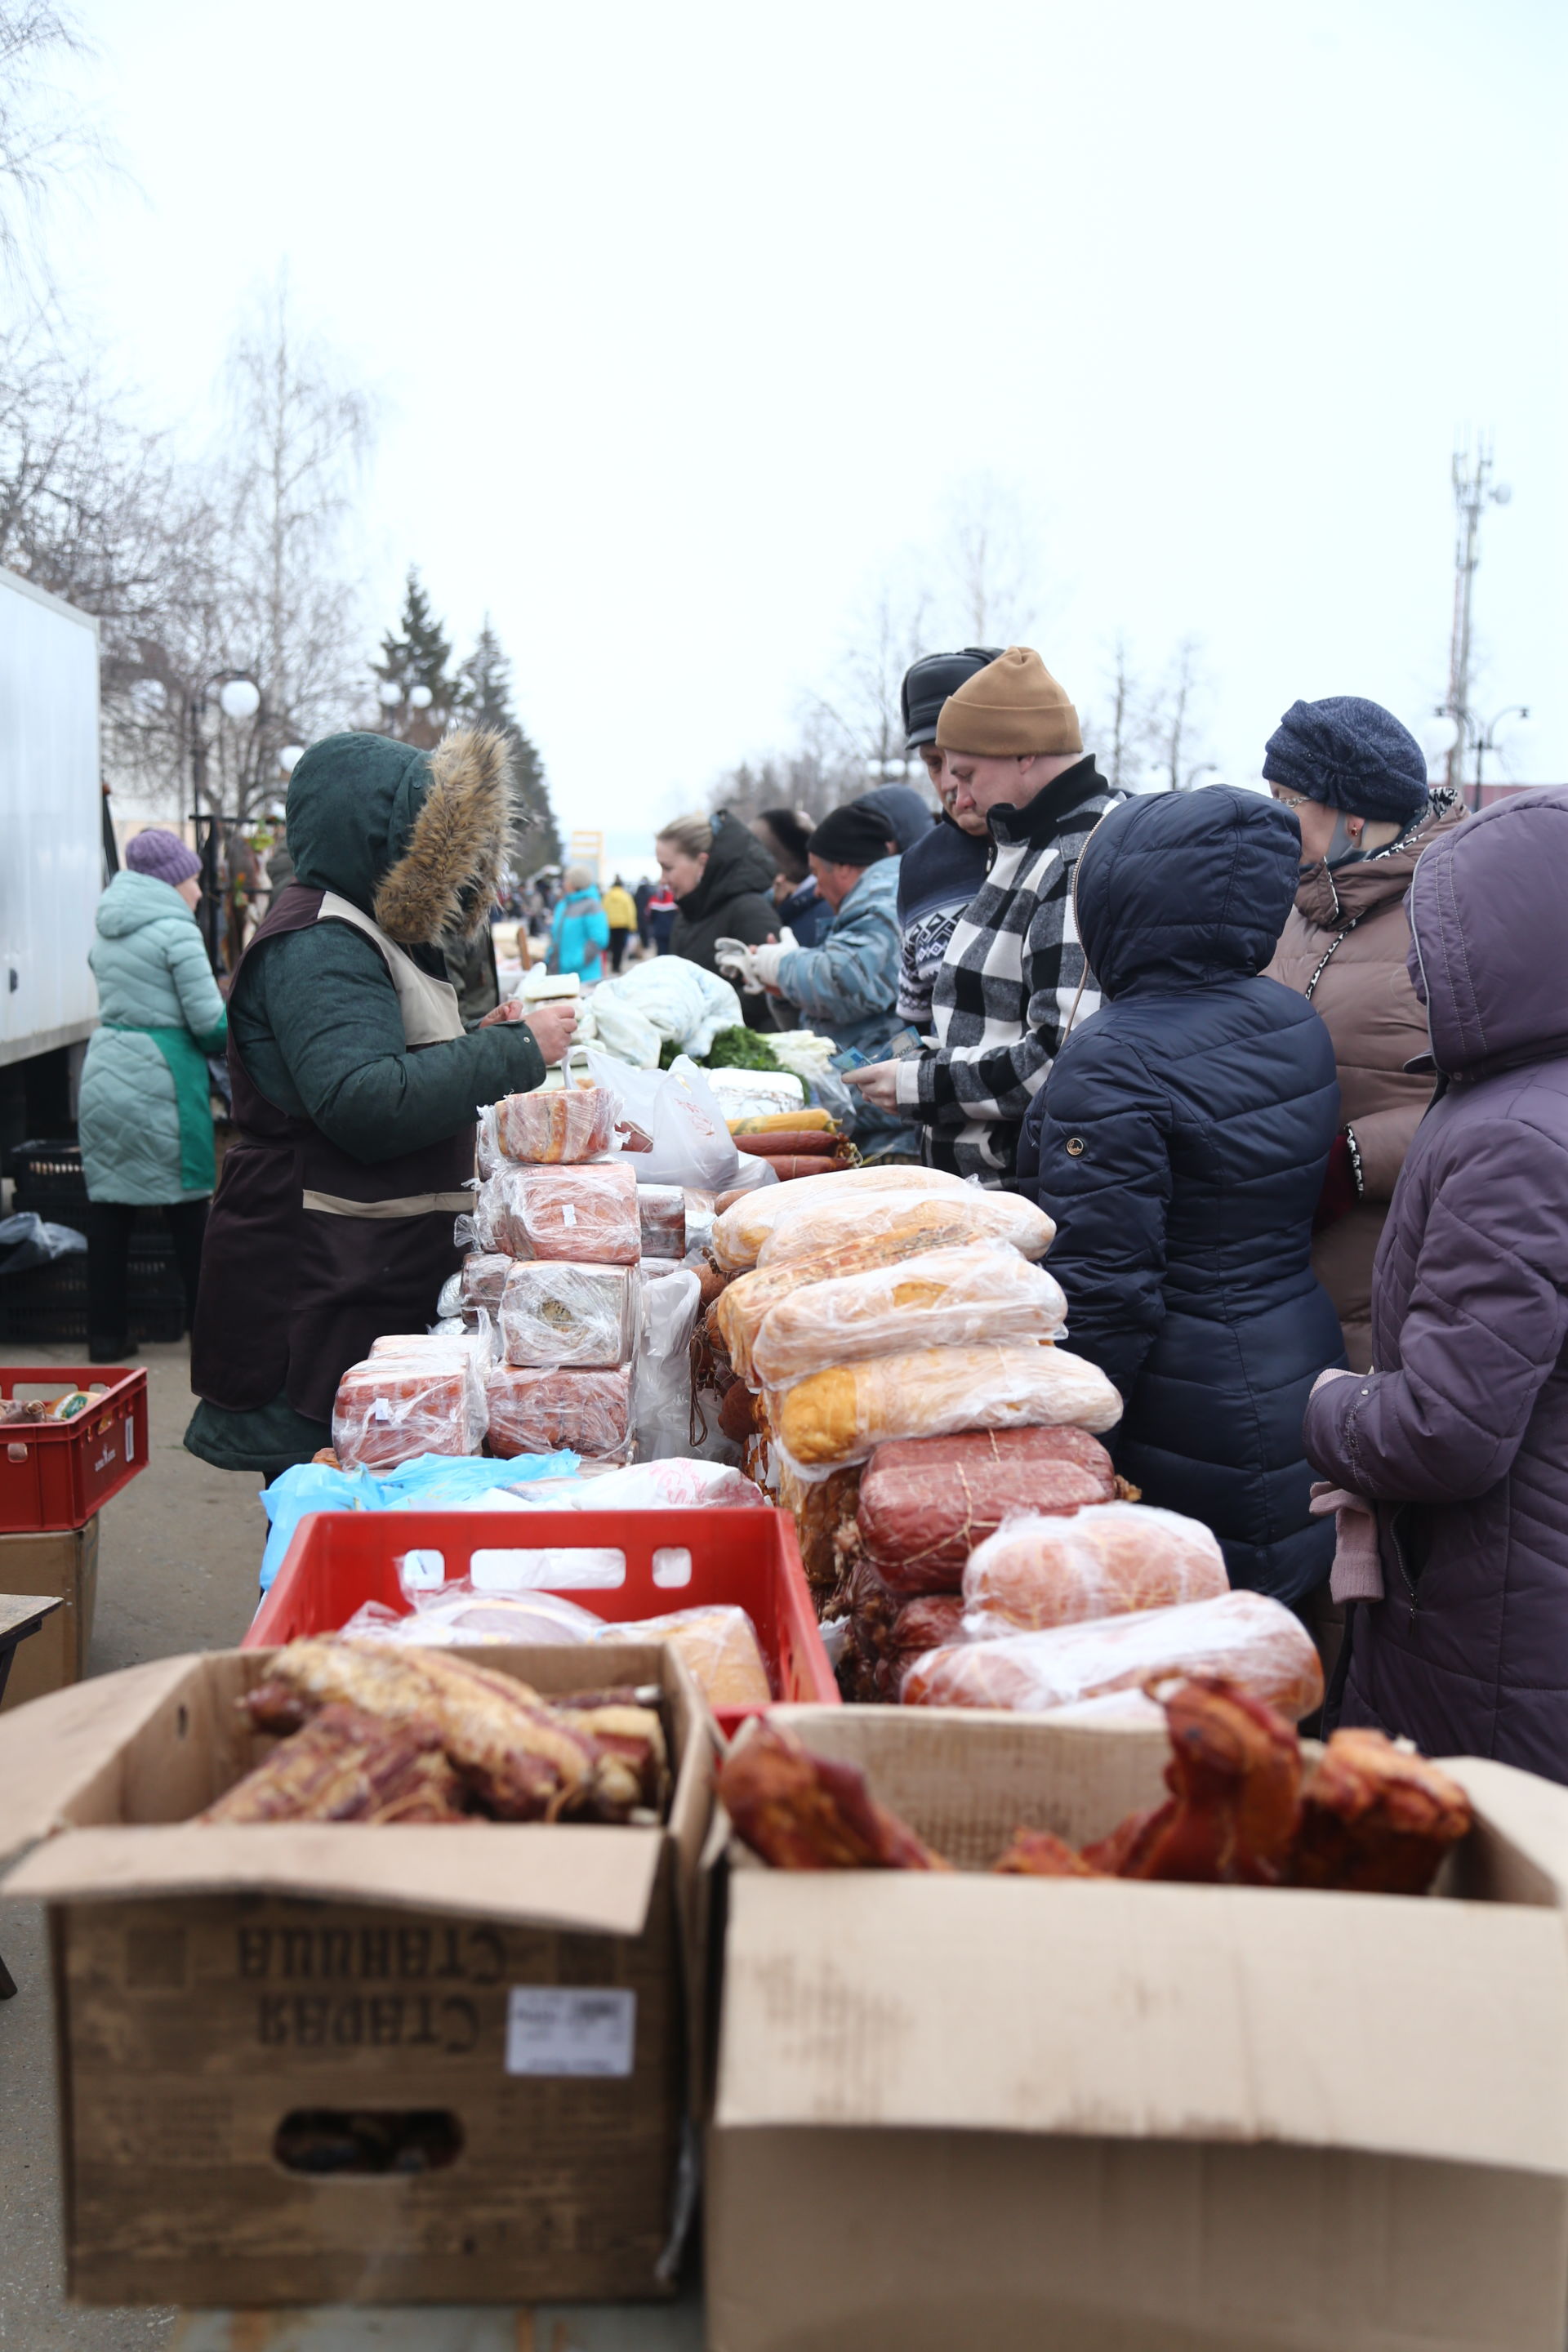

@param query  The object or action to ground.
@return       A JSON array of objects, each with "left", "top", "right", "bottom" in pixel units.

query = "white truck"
[{"left": 0, "top": 564, "right": 104, "bottom": 1136}]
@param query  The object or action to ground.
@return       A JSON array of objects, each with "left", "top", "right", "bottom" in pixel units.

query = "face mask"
[{"left": 1323, "top": 812, "right": 1368, "bottom": 868}]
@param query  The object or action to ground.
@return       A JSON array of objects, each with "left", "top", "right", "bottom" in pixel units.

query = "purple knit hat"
[{"left": 125, "top": 829, "right": 202, "bottom": 888}]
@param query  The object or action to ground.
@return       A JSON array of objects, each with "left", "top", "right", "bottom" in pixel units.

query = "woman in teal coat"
[
  {"left": 548, "top": 865, "right": 611, "bottom": 981},
  {"left": 78, "top": 829, "right": 228, "bottom": 1361}
]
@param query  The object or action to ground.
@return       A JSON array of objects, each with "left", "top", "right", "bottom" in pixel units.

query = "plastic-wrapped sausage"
[
  {"left": 962, "top": 1502, "right": 1229, "bottom": 1633},
  {"left": 751, "top": 1240, "right": 1067, "bottom": 1389}
]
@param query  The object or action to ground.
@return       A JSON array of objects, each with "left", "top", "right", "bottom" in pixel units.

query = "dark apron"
[{"left": 190, "top": 884, "right": 473, "bottom": 1425}]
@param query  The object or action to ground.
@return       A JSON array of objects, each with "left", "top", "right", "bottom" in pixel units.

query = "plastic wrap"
[
  {"left": 715, "top": 1216, "right": 1015, "bottom": 1385},
  {"left": 777, "top": 1459, "right": 862, "bottom": 1601},
  {"left": 682, "top": 1188, "right": 716, "bottom": 1266},
  {"left": 461, "top": 1251, "right": 512, "bottom": 1313},
  {"left": 581, "top": 1050, "right": 740, "bottom": 1191},
  {"left": 486, "top": 1363, "right": 633, "bottom": 1461},
  {"left": 773, "top": 1341, "right": 1122, "bottom": 1474},
  {"left": 751, "top": 1239, "right": 1067, "bottom": 1388},
  {"left": 703, "top": 1067, "right": 807, "bottom": 1125},
  {"left": 498, "top": 1259, "right": 637, "bottom": 1369},
  {"left": 337, "top": 1588, "right": 771, "bottom": 1710},
  {"left": 493, "top": 1081, "right": 619, "bottom": 1164},
  {"left": 332, "top": 1353, "right": 486, "bottom": 1473},
  {"left": 962, "top": 1501, "right": 1229, "bottom": 1633},
  {"left": 760, "top": 1182, "right": 1056, "bottom": 1271},
  {"left": 435, "top": 1270, "right": 465, "bottom": 1320},
  {"left": 900, "top": 1588, "right": 1326, "bottom": 1722},
  {"left": 633, "top": 1265, "right": 702, "bottom": 1461},
  {"left": 711, "top": 1163, "right": 973, "bottom": 1274},
  {"left": 495, "top": 1457, "right": 767, "bottom": 1511},
  {"left": 841, "top": 1562, "right": 965, "bottom": 1702},
  {"left": 637, "top": 1183, "right": 686, "bottom": 1258},
  {"left": 857, "top": 1426, "right": 1119, "bottom": 1595},
  {"left": 484, "top": 1160, "right": 640, "bottom": 1264}
]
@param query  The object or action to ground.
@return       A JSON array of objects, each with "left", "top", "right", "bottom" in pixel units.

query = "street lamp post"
[
  {"left": 188, "top": 670, "right": 261, "bottom": 967},
  {"left": 1472, "top": 706, "right": 1530, "bottom": 805},
  {"left": 1431, "top": 702, "right": 1530, "bottom": 812}
]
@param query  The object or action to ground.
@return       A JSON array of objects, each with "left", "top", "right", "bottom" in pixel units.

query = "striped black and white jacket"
[{"left": 896, "top": 758, "right": 1121, "bottom": 1183}]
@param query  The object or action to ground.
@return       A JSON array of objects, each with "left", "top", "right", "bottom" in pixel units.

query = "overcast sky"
[{"left": 65, "top": 0, "right": 1565, "bottom": 862}]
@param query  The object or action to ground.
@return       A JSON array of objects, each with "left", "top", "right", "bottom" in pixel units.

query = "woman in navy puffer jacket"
[{"left": 1017, "top": 787, "right": 1343, "bottom": 1603}]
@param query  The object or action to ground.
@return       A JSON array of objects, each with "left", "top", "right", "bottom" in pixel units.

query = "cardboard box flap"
[
  {"left": 5, "top": 1819, "right": 664, "bottom": 1934},
  {"left": 715, "top": 1873, "right": 1568, "bottom": 2176},
  {"left": 1444, "top": 1757, "right": 1568, "bottom": 1907},
  {"left": 0, "top": 1651, "right": 203, "bottom": 1859}
]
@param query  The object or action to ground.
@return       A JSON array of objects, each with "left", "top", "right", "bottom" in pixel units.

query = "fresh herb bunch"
[{"left": 703, "top": 1027, "right": 783, "bottom": 1071}]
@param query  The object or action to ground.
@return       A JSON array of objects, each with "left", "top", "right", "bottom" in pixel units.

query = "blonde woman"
[{"left": 655, "top": 811, "right": 777, "bottom": 1016}]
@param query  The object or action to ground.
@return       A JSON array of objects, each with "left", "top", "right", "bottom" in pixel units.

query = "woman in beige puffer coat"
[{"left": 1263, "top": 696, "right": 1463, "bottom": 1371}]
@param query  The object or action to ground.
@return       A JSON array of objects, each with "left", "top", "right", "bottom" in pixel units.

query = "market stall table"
[{"left": 0, "top": 1590, "right": 61, "bottom": 1997}]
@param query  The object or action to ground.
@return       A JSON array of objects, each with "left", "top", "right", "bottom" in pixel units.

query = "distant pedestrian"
[
  {"left": 548, "top": 866, "right": 611, "bottom": 982},
  {"left": 78, "top": 829, "right": 229, "bottom": 1363},
  {"left": 751, "top": 807, "right": 833, "bottom": 948},
  {"left": 646, "top": 880, "right": 677, "bottom": 954},
  {"left": 633, "top": 875, "right": 653, "bottom": 951},
  {"left": 602, "top": 875, "right": 638, "bottom": 972}
]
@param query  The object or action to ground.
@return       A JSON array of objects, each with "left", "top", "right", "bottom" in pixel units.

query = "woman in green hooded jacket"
[
  {"left": 78, "top": 829, "right": 229, "bottom": 1361},
  {"left": 185, "top": 729, "right": 575, "bottom": 1481}
]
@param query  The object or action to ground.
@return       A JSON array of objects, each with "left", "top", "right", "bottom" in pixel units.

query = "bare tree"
[
  {"left": 801, "top": 581, "right": 933, "bottom": 786},
  {"left": 943, "top": 473, "right": 1039, "bottom": 645},
  {"left": 1147, "top": 637, "right": 1218, "bottom": 791},
  {"left": 0, "top": 3, "right": 114, "bottom": 288}
]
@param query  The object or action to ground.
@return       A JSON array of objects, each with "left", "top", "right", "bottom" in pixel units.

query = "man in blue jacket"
[{"left": 724, "top": 800, "right": 915, "bottom": 1156}]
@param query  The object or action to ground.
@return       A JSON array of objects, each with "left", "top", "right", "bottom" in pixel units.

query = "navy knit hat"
[
  {"left": 1262, "top": 697, "right": 1429, "bottom": 822},
  {"left": 901, "top": 647, "right": 1004, "bottom": 749}
]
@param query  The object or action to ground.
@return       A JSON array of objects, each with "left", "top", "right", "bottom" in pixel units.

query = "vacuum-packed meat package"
[
  {"left": 759, "top": 1183, "right": 1055, "bottom": 1272},
  {"left": 499, "top": 1259, "right": 636, "bottom": 1369},
  {"left": 494, "top": 1081, "right": 618, "bottom": 1164},
  {"left": 857, "top": 1425, "right": 1118, "bottom": 1595},
  {"left": 752, "top": 1238, "right": 1068, "bottom": 1388},
  {"left": 840, "top": 1561, "right": 965, "bottom": 1702},
  {"left": 777, "top": 1459, "right": 862, "bottom": 1603},
  {"left": 333, "top": 1354, "right": 485, "bottom": 1472},
  {"left": 963, "top": 1501, "right": 1229, "bottom": 1633},
  {"left": 711, "top": 1163, "right": 975, "bottom": 1273},
  {"left": 486, "top": 1363, "right": 633, "bottom": 1460},
  {"left": 637, "top": 1183, "right": 686, "bottom": 1259},
  {"left": 486, "top": 1160, "right": 640, "bottom": 1264},
  {"left": 773, "top": 1342, "right": 1121, "bottom": 1473},
  {"left": 461, "top": 1252, "right": 512, "bottom": 1313},
  {"left": 900, "top": 1588, "right": 1325, "bottom": 1722}
]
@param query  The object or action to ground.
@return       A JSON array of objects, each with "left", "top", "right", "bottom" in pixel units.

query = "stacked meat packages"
[{"left": 701, "top": 1164, "right": 1323, "bottom": 1723}]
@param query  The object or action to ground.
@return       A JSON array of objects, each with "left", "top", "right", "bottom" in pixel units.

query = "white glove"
[
  {"left": 713, "top": 936, "right": 758, "bottom": 987},
  {"left": 750, "top": 942, "right": 787, "bottom": 991}
]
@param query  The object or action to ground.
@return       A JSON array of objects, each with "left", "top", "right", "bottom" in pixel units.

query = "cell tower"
[{"left": 1440, "top": 436, "right": 1511, "bottom": 796}]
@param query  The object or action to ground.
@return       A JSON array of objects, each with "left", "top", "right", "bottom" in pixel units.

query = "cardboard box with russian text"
[
  {"left": 706, "top": 1706, "right": 1568, "bottom": 2352},
  {"left": 0, "top": 1641, "right": 715, "bottom": 2307},
  {"left": 0, "top": 1517, "right": 97, "bottom": 1711}
]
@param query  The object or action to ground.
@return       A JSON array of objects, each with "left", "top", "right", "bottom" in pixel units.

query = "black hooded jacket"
[
  {"left": 670, "top": 812, "right": 779, "bottom": 1026},
  {"left": 1017, "top": 787, "right": 1343, "bottom": 1604}
]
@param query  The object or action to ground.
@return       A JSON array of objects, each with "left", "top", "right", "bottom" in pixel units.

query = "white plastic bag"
[
  {"left": 584, "top": 1050, "right": 740, "bottom": 1191},
  {"left": 581, "top": 954, "right": 744, "bottom": 1063},
  {"left": 634, "top": 1265, "right": 702, "bottom": 1461}
]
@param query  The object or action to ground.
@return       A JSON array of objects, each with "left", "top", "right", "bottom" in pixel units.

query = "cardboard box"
[
  {"left": 705, "top": 1707, "right": 1568, "bottom": 2352},
  {"left": 0, "top": 1640, "right": 715, "bottom": 2307},
  {"left": 0, "top": 1517, "right": 97, "bottom": 1712}
]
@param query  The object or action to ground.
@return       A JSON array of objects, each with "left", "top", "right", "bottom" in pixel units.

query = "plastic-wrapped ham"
[
  {"left": 962, "top": 1502, "right": 1229, "bottom": 1633},
  {"left": 758, "top": 1183, "right": 1055, "bottom": 1272},
  {"left": 773, "top": 1342, "right": 1121, "bottom": 1474},
  {"left": 856, "top": 1426, "right": 1118, "bottom": 1596},
  {"left": 499, "top": 1260, "right": 637, "bottom": 1369},
  {"left": 751, "top": 1239, "right": 1067, "bottom": 1388},
  {"left": 333, "top": 1351, "right": 486, "bottom": 1473},
  {"left": 711, "top": 1164, "right": 974, "bottom": 1274},
  {"left": 486, "top": 1363, "right": 633, "bottom": 1462},
  {"left": 481, "top": 1160, "right": 640, "bottom": 1264},
  {"left": 461, "top": 1252, "right": 512, "bottom": 1312},
  {"left": 495, "top": 1082, "right": 618, "bottom": 1164},
  {"left": 900, "top": 1588, "right": 1325, "bottom": 1722},
  {"left": 637, "top": 1183, "right": 686, "bottom": 1259}
]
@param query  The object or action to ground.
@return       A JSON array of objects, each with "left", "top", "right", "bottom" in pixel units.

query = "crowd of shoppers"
[{"left": 73, "top": 639, "right": 1568, "bottom": 1785}]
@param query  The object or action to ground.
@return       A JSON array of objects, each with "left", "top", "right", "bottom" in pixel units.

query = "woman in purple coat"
[{"left": 1304, "top": 788, "right": 1568, "bottom": 1780}]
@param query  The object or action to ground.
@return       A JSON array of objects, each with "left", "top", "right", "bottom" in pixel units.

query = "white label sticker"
[
  {"left": 560, "top": 1202, "right": 578, "bottom": 1227},
  {"left": 124, "top": 1417, "right": 136, "bottom": 1463},
  {"left": 506, "top": 1986, "right": 636, "bottom": 2078}
]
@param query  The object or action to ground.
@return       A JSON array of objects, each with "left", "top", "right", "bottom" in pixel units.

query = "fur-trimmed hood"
[{"left": 284, "top": 728, "right": 516, "bottom": 944}]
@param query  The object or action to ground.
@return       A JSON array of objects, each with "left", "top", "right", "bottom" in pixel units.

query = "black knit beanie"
[
  {"left": 759, "top": 807, "right": 813, "bottom": 866},
  {"left": 1262, "top": 697, "right": 1429, "bottom": 822},
  {"left": 901, "top": 647, "right": 1004, "bottom": 748},
  {"left": 809, "top": 800, "right": 898, "bottom": 868}
]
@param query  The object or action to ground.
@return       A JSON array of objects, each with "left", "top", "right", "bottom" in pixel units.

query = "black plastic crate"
[
  {"left": 0, "top": 1224, "right": 187, "bottom": 1347},
  {"left": 9, "top": 1136, "right": 88, "bottom": 1221}
]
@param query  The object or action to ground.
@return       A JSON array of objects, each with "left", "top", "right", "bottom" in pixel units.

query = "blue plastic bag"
[{"left": 256, "top": 1449, "right": 581, "bottom": 1592}]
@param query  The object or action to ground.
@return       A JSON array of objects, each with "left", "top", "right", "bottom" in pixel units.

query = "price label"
[{"left": 505, "top": 1987, "right": 636, "bottom": 2078}]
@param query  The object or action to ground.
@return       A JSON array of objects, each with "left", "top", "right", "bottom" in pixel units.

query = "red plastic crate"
[
  {"left": 245, "top": 1506, "right": 839, "bottom": 1736},
  {"left": 0, "top": 1365, "right": 148, "bottom": 1532}
]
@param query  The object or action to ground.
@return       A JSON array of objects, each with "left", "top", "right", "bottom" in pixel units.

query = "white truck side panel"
[{"left": 0, "top": 566, "right": 101, "bottom": 1067}]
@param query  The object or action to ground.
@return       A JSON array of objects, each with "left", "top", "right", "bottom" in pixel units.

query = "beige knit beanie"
[{"left": 934, "top": 646, "right": 1083, "bottom": 757}]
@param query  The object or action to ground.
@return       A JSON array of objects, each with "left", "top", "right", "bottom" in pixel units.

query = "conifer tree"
[
  {"left": 460, "top": 615, "right": 563, "bottom": 872},
  {"left": 372, "top": 568, "right": 462, "bottom": 747}
]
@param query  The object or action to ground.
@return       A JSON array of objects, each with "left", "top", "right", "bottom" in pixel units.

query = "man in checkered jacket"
[{"left": 846, "top": 648, "right": 1120, "bottom": 1184}]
